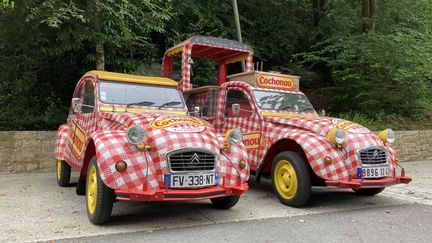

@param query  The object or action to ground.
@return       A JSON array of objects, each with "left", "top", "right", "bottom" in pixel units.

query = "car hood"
[
  {"left": 99, "top": 112, "right": 220, "bottom": 148},
  {"left": 264, "top": 115, "right": 384, "bottom": 148}
]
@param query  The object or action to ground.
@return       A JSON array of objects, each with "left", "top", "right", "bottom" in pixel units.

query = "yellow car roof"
[{"left": 87, "top": 70, "right": 178, "bottom": 87}]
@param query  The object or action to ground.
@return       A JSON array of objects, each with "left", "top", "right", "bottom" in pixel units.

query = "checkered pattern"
[
  {"left": 54, "top": 124, "right": 69, "bottom": 160},
  {"left": 188, "top": 81, "right": 398, "bottom": 182},
  {"left": 55, "top": 110, "right": 248, "bottom": 190},
  {"left": 164, "top": 36, "right": 254, "bottom": 91}
]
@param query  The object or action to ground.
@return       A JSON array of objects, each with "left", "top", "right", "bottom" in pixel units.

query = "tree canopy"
[{"left": 1, "top": 0, "right": 431, "bottom": 130}]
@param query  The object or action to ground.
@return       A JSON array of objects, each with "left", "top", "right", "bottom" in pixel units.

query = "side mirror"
[
  {"left": 232, "top": 103, "right": 240, "bottom": 117},
  {"left": 72, "top": 98, "right": 82, "bottom": 113},
  {"left": 193, "top": 106, "right": 200, "bottom": 117}
]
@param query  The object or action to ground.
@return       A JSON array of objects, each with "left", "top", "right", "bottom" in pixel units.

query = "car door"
[
  {"left": 67, "top": 80, "right": 84, "bottom": 164},
  {"left": 73, "top": 78, "right": 97, "bottom": 166},
  {"left": 219, "top": 87, "right": 263, "bottom": 170}
]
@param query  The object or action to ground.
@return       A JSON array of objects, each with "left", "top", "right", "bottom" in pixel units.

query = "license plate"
[
  {"left": 164, "top": 172, "right": 219, "bottom": 188},
  {"left": 361, "top": 166, "right": 389, "bottom": 178}
]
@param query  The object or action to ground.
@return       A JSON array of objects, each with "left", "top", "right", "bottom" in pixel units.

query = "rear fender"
[{"left": 54, "top": 124, "right": 69, "bottom": 161}]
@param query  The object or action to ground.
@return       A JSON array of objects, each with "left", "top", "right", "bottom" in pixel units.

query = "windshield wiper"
[
  {"left": 159, "top": 101, "right": 182, "bottom": 109},
  {"left": 126, "top": 101, "right": 155, "bottom": 108}
]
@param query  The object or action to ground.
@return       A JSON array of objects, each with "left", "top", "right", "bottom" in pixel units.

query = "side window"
[
  {"left": 70, "top": 82, "right": 84, "bottom": 114},
  {"left": 225, "top": 89, "right": 252, "bottom": 117},
  {"left": 187, "top": 90, "right": 219, "bottom": 117},
  {"left": 81, "top": 80, "right": 95, "bottom": 113}
]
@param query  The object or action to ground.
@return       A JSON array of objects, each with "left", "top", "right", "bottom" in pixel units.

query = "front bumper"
[
  {"left": 326, "top": 176, "right": 412, "bottom": 189},
  {"left": 114, "top": 183, "right": 249, "bottom": 202}
]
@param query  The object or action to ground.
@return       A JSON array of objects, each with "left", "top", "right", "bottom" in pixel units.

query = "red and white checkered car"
[
  {"left": 185, "top": 80, "right": 412, "bottom": 207},
  {"left": 54, "top": 71, "right": 249, "bottom": 224}
]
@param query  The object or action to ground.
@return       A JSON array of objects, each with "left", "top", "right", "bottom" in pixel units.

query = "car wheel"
[
  {"left": 271, "top": 151, "right": 311, "bottom": 207},
  {"left": 210, "top": 196, "right": 240, "bottom": 209},
  {"left": 353, "top": 188, "right": 385, "bottom": 196},
  {"left": 86, "top": 156, "right": 114, "bottom": 225},
  {"left": 56, "top": 159, "right": 71, "bottom": 187}
]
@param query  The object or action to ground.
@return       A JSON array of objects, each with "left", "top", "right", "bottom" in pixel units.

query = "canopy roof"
[{"left": 165, "top": 36, "right": 253, "bottom": 63}]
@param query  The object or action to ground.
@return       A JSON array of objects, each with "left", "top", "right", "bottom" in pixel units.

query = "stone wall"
[
  {"left": 0, "top": 131, "right": 56, "bottom": 174},
  {"left": 0, "top": 130, "right": 431, "bottom": 173}
]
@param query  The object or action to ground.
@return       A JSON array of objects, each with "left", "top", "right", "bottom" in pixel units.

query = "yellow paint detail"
[
  {"left": 56, "top": 160, "right": 61, "bottom": 181},
  {"left": 99, "top": 106, "right": 187, "bottom": 115},
  {"left": 334, "top": 120, "right": 363, "bottom": 131},
  {"left": 71, "top": 125, "right": 86, "bottom": 159},
  {"left": 261, "top": 112, "right": 317, "bottom": 118},
  {"left": 274, "top": 159, "right": 298, "bottom": 200},
  {"left": 67, "top": 121, "right": 76, "bottom": 145},
  {"left": 87, "top": 165, "right": 97, "bottom": 215},
  {"left": 225, "top": 54, "right": 249, "bottom": 65},
  {"left": 328, "top": 127, "right": 338, "bottom": 144},
  {"left": 242, "top": 132, "right": 262, "bottom": 149},
  {"left": 150, "top": 117, "right": 207, "bottom": 129},
  {"left": 166, "top": 46, "right": 183, "bottom": 56},
  {"left": 88, "top": 70, "right": 178, "bottom": 87}
]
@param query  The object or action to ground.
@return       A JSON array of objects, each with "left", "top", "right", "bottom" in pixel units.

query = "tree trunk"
[
  {"left": 95, "top": 43, "right": 105, "bottom": 70},
  {"left": 312, "top": 0, "right": 327, "bottom": 27},
  {"left": 362, "top": 0, "right": 376, "bottom": 33}
]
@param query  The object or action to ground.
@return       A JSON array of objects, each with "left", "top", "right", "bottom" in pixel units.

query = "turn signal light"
[
  {"left": 239, "top": 160, "right": 247, "bottom": 169},
  {"left": 115, "top": 160, "right": 127, "bottom": 172},
  {"left": 324, "top": 156, "right": 332, "bottom": 165}
]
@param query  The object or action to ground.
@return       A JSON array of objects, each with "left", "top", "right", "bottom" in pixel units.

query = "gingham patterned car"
[
  {"left": 163, "top": 36, "right": 412, "bottom": 207},
  {"left": 54, "top": 70, "right": 249, "bottom": 224}
]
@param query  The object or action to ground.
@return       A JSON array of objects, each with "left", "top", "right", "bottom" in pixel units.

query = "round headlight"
[
  {"left": 378, "top": 128, "right": 395, "bottom": 144},
  {"left": 126, "top": 125, "right": 145, "bottom": 145},
  {"left": 328, "top": 127, "right": 345, "bottom": 145},
  {"left": 226, "top": 128, "right": 243, "bottom": 145}
]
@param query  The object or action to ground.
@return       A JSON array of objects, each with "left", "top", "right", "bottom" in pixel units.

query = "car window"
[
  {"left": 70, "top": 82, "right": 84, "bottom": 114},
  {"left": 225, "top": 89, "right": 252, "bottom": 117},
  {"left": 99, "top": 81, "right": 184, "bottom": 108},
  {"left": 81, "top": 80, "right": 95, "bottom": 113},
  {"left": 187, "top": 90, "right": 220, "bottom": 117}
]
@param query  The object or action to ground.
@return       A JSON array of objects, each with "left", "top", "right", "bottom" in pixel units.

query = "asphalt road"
[
  {"left": 0, "top": 161, "right": 430, "bottom": 242},
  {"left": 59, "top": 203, "right": 432, "bottom": 243}
]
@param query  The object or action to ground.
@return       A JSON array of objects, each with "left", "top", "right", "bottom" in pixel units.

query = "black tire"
[
  {"left": 353, "top": 188, "right": 385, "bottom": 196},
  {"left": 86, "top": 156, "right": 114, "bottom": 225},
  {"left": 56, "top": 159, "right": 71, "bottom": 187},
  {"left": 271, "top": 151, "right": 311, "bottom": 207},
  {"left": 210, "top": 196, "right": 240, "bottom": 209}
]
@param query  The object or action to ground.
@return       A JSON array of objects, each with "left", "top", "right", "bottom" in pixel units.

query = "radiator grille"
[
  {"left": 168, "top": 150, "right": 216, "bottom": 172},
  {"left": 359, "top": 148, "right": 387, "bottom": 166}
]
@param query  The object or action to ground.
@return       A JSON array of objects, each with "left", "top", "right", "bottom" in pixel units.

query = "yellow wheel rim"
[
  {"left": 87, "top": 165, "right": 97, "bottom": 215},
  {"left": 56, "top": 160, "right": 61, "bottom": 181},
  {"left": 274, "top": 160, "right": 298, "bottom": 200}
]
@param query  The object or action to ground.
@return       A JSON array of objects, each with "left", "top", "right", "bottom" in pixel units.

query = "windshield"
[
  {"left": 99, "top": 81, "right": 184, "bottom": 108},
  {"left": 253, "top": 90, "right": 315, "bottom": 113}
]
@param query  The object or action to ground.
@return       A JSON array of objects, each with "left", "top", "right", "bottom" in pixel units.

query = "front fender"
[
  {"left": 274, "top": 130, "right": 349, "bottom": 181},
  {"left": 54, "top": 124, "right": 69, "bottom": 161},
  {"left": 91, "top": 130, "right": 153, "bottom": 190},
  {"left": 217, "top": 136, "right": 250, "bottom": 184}
]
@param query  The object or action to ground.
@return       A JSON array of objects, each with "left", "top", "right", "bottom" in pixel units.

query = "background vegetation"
[{"left": 1, "top": 0, "right": 431, "bottom": 130}]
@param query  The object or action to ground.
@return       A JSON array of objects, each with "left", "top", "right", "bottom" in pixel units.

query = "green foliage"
[{"left": 1, "top": 0, "right": 432, "bottom": 130}]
